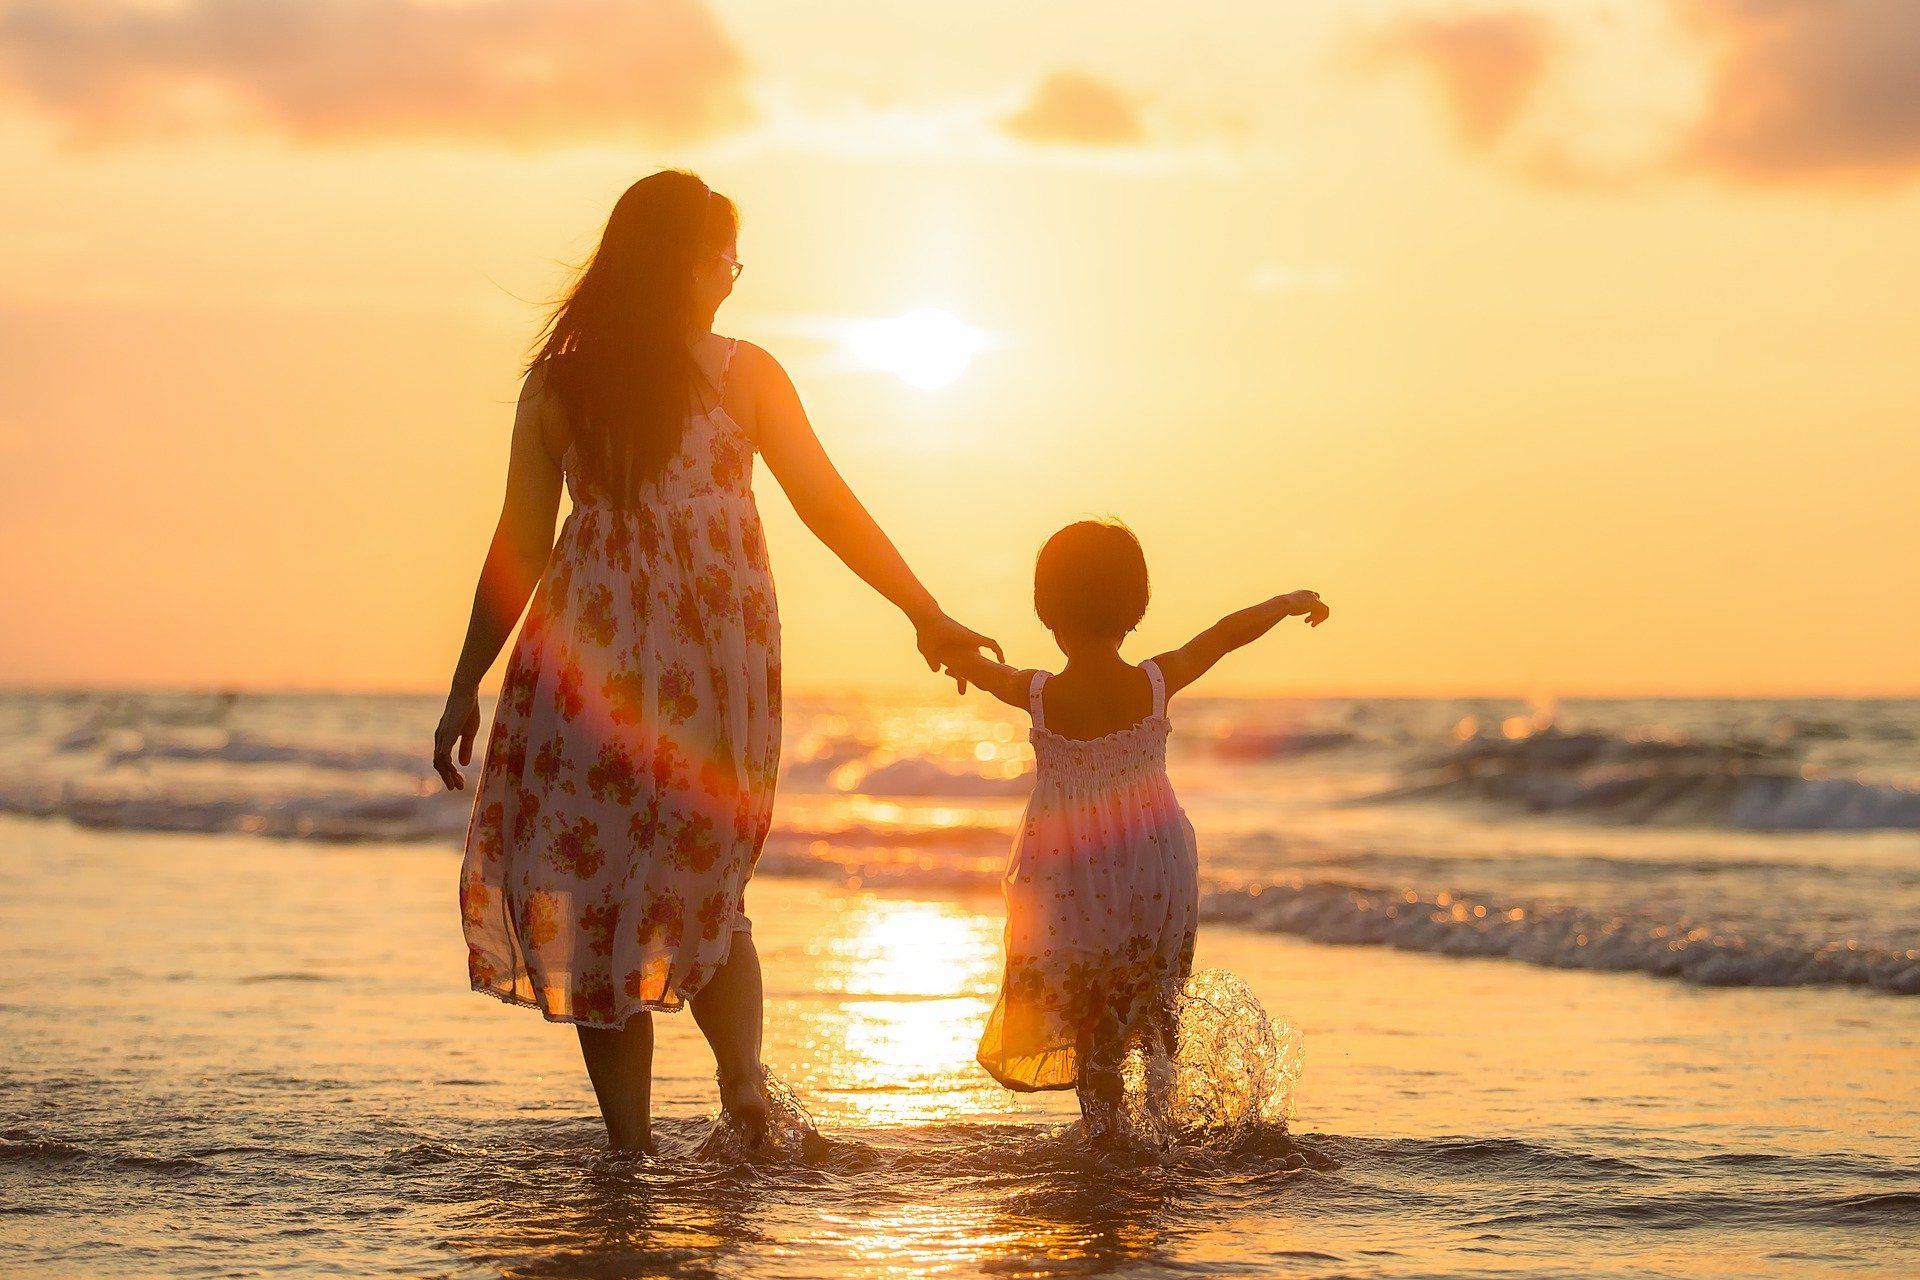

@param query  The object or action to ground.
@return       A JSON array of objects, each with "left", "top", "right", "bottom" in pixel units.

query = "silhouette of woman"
[{"left": 433, "top": 170, "right": 998, "bottom": 1152}]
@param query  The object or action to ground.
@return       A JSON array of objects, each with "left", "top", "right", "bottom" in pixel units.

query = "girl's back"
[{"left": 1028, "top": 662, "right": 1156, "bottom": 740}]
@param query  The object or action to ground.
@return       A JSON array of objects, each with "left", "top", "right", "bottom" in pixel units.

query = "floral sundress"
[
  {"left": 977, "top": 660, "right": 1200, "bottom": 1090},
  {"left": 458, "top": 339, "right": 780, "bottom": 1028}
]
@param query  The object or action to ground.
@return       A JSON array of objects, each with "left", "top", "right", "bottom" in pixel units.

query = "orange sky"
[{"left": 1, "top": 0, "right": 1916, "bottom": 695}]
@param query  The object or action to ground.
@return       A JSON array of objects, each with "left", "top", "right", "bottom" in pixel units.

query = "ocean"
[{"left": 2, "top": 688, "right": 1916, "bottom": 1276}]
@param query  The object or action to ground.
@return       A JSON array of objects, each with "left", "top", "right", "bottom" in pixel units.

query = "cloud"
[
  {"left": 999, "top": 70, "right": 1147, "bottom": 148},
  {"left": 0, "top": 0, "right": 752, "bottom": 148},
  {"left": 698, "top": 74, "right": 1248, "bottom": 175},
  {"left": 1679, "top": 0, "right": 1920, "bottom": 182},
  {"left": 1360, "top": 11, "right": 1555, "bottom": 151},
  {"left": 1359, "top": 0, "right": 1920, "bottom": 187}
]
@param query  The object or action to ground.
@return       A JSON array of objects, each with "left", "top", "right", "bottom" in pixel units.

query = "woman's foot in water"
[
  {"left": 717, "top": 1066, "right": 770, "bottom": 1148},
  {"left": 605, "top": 1125, "right": 657, "bottom": 1157}
]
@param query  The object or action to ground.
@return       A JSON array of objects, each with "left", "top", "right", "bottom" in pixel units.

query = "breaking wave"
[
  {"left": 1199, "top": 882, "right": 1920, "bottom": 994},
  {"left": 1367, "top": 727, "right": 1920, "bottom": 831}
]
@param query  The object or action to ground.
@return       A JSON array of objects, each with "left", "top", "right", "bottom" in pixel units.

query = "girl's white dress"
[{"left": 977, "top": 659, "right": 1200, "bottom": 1091}]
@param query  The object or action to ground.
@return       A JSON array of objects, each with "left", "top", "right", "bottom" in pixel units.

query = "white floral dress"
[
  {"left": 977, "top": 660, "right": 1200, "bottom": 1090},
  {"left": 458, "top": 340, "right": 780, "bottom": 1028}
]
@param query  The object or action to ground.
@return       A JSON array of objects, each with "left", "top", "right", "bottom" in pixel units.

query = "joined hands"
[{"left": 915, "top": 612, "right": 1003, "bottom": 693}]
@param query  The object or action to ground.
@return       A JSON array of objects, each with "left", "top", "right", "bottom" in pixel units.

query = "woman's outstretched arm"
[
  {"left": 739, "top": 341, "right": 1001, "bottom": 680},
  {"left": 433, "top": 368, "right": 565, "bottom": 790},
  {"left": 1151, "top": 590, "right": 1330, "bottom": 699}
]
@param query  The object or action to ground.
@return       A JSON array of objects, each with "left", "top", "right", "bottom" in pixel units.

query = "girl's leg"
[
  {"left": 576, "top": 1014, "right": 655, "bottom": 1153},
  {"left": 691, "top": 929, "right": 769, "bottom": 1144},
  {"left": 1075, "top": 1001, "right": 1127, "bottom": 1145},
  {"left": 1141, "top": 1001, "right": 1179, "bottom": 1139}
]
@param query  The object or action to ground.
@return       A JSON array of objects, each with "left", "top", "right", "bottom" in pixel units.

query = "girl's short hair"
[{"left": 1034, "top": 520, "right": 1150, "bottom": 637}]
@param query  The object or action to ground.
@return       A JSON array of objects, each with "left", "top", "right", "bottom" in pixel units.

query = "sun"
[{"left": 843, "top": 307, "right": 992, "bottom": 389}]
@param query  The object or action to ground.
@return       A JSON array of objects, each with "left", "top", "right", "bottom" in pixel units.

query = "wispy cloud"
[
  {"left": 1357, "top": 0, "right": 1920, "bottom": 188},
  {"left": 1359, "top": 11, "right": 1555, "bottom": 151},
  {"left": 707, "top": 80, "right": 1252, "bottom": 176},
  {"left": 999, "top": 70, "right": 1147, "bottom": 148},
  {"left": 0, "top": 0, "right": 752, "bottom": 148}
]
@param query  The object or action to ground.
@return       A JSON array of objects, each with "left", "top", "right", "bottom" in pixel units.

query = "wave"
[
  {"left": 1199, "top": 881, "right": 1920, "bottom": 994},
  {"left": 8, "top": 768, "right": 1919, "bottom": 1000},
  {"left": 0, "top": 1131, "right": 208, "bottom": 1175},
  {"left": 0, "top": 777, "right": 1018, "bottom": 852},
  {"left": 823, "top": 756, "right": 1030, "bottom": 798},
  {"left": 56, "top": 726, "right": 423, "bottom": 774},
  {"left": 1370, "top": 728, "right": 1920, "bottom": 831},
  {"left": 0, "top": 779, "right": 472, "bottom": 843},
  {"left": 1211, "top": 727, "right": 1361, "bottom": 760}
]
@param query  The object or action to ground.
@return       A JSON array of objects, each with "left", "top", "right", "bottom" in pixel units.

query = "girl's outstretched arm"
[
  {"left": 741, "top": 341, "right": 1000, "bottom": 682},
  {"left": 939, "top": 649, "right": 1037, "bottom": 711},
  {"left": 434, "top": 366, "right": 566, "bottom": 790},
  {"left": 1151, "top": 590, "right": 1329, "bottom": 698}
]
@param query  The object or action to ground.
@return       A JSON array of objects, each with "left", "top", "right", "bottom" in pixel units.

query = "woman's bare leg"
[
  {"left": 691, "top": 930, "right": 768, "bottom": 1144},
  {"left": 576, "top": 1014, "right": 655, "bottom": 1154}
]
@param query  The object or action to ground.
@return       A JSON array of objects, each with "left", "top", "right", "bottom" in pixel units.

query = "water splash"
[
  {"left": 1117, "top": 969, "right": 1305, "bottom": 1151},
  {"left": 694, "top": 1068, "right": 832, "bottom": 1163}
]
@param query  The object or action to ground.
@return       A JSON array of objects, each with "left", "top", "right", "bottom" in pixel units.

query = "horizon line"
[{"left": 3, "top": 680, "right": 1917, "bottom": 702}]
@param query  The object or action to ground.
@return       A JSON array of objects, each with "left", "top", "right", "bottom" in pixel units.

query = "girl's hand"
[
  {"left": 1282, "top": 590, "right": 1331, "bottom": 627},
  {"left": 433, "top": 685, "right": 482, "bottom": 791},
  {"left": 916, "top": 612, "right": 1005, "bottom": 693}
]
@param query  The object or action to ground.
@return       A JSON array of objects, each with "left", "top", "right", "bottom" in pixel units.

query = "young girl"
[{"left": 940, "top": 520, "right": 1329, "bottom": 1142}]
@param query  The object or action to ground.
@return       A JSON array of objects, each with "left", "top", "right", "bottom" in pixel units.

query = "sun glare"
[{"left": 844, "top": 307, "right": 992, "bottom": 389}]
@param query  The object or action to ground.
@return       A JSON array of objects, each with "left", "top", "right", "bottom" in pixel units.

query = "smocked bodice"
[{"left": 1029, "top": 717, "right": 1172, "bottom": 793}]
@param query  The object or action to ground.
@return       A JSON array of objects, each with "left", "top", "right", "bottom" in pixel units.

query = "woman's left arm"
[
  {"left": 433, "top": 367, "right": 565, "bottom": 790},
  {"left": 740, "top": 341, "right": 1001, "bottom": 680}
]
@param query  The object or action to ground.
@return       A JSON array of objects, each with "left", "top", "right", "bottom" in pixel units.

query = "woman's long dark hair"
[{"left": 529, "top": 170, "right": 738, "bottom": 511}]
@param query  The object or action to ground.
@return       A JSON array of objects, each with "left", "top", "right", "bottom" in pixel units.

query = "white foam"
[{"left": 1200, "top": 882, "right": 1920, "bottom": 994}]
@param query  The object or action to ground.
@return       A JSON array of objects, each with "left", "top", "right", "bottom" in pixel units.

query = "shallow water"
[
  {"left": 3, "top": 819, "right": 1916, "bottom": 1277},
  {"left": 5, "top": 690, "right": 1918, "bottom": 994}
]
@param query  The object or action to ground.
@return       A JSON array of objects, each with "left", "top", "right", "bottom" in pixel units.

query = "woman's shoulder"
[
  {"left": 707, "top": 337, "right": 795, "bottom": 447},
  {"left": 716, "top": 336, "right": 783, "bottom": 386},
  {"left": 520, "top": 358, "right": 573, "bottom": 465}
]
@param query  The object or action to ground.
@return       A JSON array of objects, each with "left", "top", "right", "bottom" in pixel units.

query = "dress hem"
[
  {"left": 470, "top": 980, "right": 691, "bottom": 1029},
  {"left": 976, "top": 1053, "right": 1081, "bottom": 1093},
  {"left": 467, "top": 921, "right": 753, "bottom": 1030}
]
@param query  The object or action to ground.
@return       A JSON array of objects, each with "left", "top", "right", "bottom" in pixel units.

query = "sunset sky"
[{"left": 1, "top": 0, "right": 1916, "bottom": 695}]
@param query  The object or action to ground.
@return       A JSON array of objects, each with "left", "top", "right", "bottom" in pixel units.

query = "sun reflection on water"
[{"left": 797, "top": 897, "right": 1005, "bottom": 1126}]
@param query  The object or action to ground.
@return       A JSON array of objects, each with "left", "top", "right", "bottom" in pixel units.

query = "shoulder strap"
[
  {"left": 717, "top": 337, "right": 739, "bottom": 397},
  {"left": 1027, "top": 671, "right": 1050, "bottom": 732},
  {"left": 1143, "top": 659, "right": 1167, "bottom": 718}
]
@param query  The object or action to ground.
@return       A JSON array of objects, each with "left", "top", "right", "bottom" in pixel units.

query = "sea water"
[{"left": 1, "top": 689, "right": 1916, "bottom": 1276}]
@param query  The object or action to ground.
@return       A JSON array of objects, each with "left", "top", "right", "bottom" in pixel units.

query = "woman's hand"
[
  {"left": 915, "top": 612, "right": 1005, "bottom": 693},
  {"left": 1281, "top": 590, "right": 1331, "bottom": 627},
  {"left": 433, "top": 685, "right": 483, "bottom": 791}
]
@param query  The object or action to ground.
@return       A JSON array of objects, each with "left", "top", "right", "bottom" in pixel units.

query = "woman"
[{"left": 432, "top": 170, "right": 997, "bottom": 1153}]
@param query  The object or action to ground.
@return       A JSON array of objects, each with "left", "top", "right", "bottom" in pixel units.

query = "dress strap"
[
  {"left": 1027, "top": 671, "right": 1050, "bottom": 733},
  {"left": 717, "top": 337, "right": 739, "bottom": 397},
  {"left": 1142, "top": 659, "right": 1167, "bottom": 718}
]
